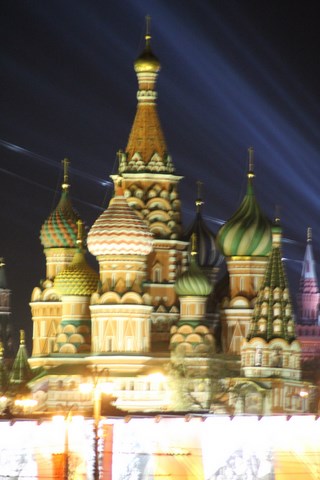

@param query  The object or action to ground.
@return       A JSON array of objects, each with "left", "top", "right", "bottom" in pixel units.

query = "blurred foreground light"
[{"left": 14, "top": 399, "right": 38, "bottom": 408}]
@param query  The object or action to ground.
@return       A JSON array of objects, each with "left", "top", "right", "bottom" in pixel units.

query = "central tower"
[{"left": 113, "top": 19, "right": 188, "bottom": 348}]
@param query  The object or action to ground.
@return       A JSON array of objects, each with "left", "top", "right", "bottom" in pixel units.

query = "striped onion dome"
[
  {"left": 216, "top": 158, "right": 271, "bottom": 257},
  {"left": 40, "top": 160, "right": 81, "bottom": 249},
  {"left": 175, "top": 237, "right": 213, "bottom": 297},
  {"left": 87, "top": 186, "right": 153, "bottom": 257},
  {"left": 54, "top": 246, "right": 99, "bottom": 296},
  {"left": 183, "top": 191, "right": 223, "bottom": 269}
]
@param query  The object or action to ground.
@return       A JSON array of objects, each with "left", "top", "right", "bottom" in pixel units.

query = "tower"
[
  {"left": 296, "top": 227, "right": 320, "bottom": 361},
  {"left": 112, "top": 18, "right": 187, "bottom": 348},
  {"left": 239, "top": 219, "right": 313, "bottom": 414},
  {"left": 87, "top": 182, "right": 154, "bottom": 356},
  {"left": 297, "top": 227, "right": 320, "bottom": 326},
  {"left": 216, "top": 148, "right": 272, "bottom": 354},
  {"left": 0, "top": 258, "right": 14, "bottom": 360},
  {"left": 30, "top": 160, "right": 82, "bottom": 358},
  {"left": 170, "top": 234, "right": 214, "bottom": 410},
  {"left": 54, "top": 220, "right": 99, "bottom": 354}
]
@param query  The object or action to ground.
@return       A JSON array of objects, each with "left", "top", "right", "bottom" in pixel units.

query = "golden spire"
[
  {"left": 191, "top": 233, "right": 198, "bottom": 256},
  {"left": 248, "top": 147, "right": 255, "bottom": 179},
  {"left": 195, "top": 180, "right": 204, "bottom": 212},
  {"left": 307, "top": 226, "right": 312, "bottom": 243},
  {"left": 62, "top": 158, "right": 70, "bottom": 191},
  {"left": 0, "top": 258, "right": 4, "bottom": 268},
  {"left": 20, "top": 329, "right": 25, "bottom": 346}
]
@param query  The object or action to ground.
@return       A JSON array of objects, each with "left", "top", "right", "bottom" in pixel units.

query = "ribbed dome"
[
  {"left": 40, "top": 189, "right": 81, "bottom": 249},
  {"left": 87, "top": 190, "right": 153, "bottom": 257},
  {"left": 217, "top": 176, "right": 271, "bottom": 257},
  {"left": 175, "top": 254, "right": 213, "bottom": 297},
  {"left": 184, "top": 207, "right": 224, "bottom": 269},
  {"left": 54, "top": 248, "right": 99, "bottom": 296}
]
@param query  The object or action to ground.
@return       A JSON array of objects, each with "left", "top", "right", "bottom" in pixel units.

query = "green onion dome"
[
  {"left": 40, "top": 160, "right": 82, "bottom": 249},
  {"left": 175, "top": 240, "right": 213, "bottom": 297},
  {"left": 54, "top": 247, "right": 99, "bottom": 296},
  {"left": 216, "top": 168, "right": 271, "bottom": 257}
]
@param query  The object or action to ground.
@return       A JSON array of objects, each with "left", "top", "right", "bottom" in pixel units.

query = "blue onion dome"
[
  {"left": 54, "top": 221, "right": 99, "bottom": 296},
  {"left": 175, "top": 234, "right": 213, "bottom": 297},
  {"left": 183, "top": 182, "right": 224, "bottom": 269},
  {"left": 40, "top": 159, "right": 82, "bottom": 249},
  {"left": 216, "top": 149, "right": 272, "bottom": 256}
]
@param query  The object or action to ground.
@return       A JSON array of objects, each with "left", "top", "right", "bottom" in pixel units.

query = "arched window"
[{"left": 152, "top": 263, "right": 162, "bottom": 283}]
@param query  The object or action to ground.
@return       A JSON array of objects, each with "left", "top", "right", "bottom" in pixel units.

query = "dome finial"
[
  {"left": 195, "top": 180, "right": 204, "bottom": 212},
  {"left": 191, "top": 233, "right": 198, "bottom": 256},
  {"left": 76, "top": 219, "right": 85, "bottom": 249},
  {"left": 145, "top": 14, "right": 151, "bottom": 45},
  {"left": 248, "top": 147, "right": 255, "bottom": 180},
  {"left": 20, "top": 329, "right": 25, "bottom": 346},
  {"left": 274, "top": 204, "right": 281, "bottom": 225},
  {"left": 307, "top": 226, "right": 312, "bottom": 243},
  {"left": 62, "top": 158, "right": 70, "bottom": 191}
]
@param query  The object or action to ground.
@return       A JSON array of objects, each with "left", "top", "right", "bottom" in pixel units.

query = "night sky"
[{"left": 1, "top": 1, "right": 320, "bottom": 351}]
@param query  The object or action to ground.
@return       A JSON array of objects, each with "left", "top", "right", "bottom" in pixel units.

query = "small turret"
[{"left": 9, "top": 330, "right": 33, "bottom": 393}]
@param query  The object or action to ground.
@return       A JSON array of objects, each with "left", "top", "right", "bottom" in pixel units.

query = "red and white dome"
[{"left": 87, "top": 191, "right": 153, "bottom": 257}]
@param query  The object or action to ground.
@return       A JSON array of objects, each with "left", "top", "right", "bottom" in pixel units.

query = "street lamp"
[
  {"left": 80, "top": 368, "right": 113, "bottom": 480},
  {"left": 52, "top": 409, "right": 84, "bottom": 480}
]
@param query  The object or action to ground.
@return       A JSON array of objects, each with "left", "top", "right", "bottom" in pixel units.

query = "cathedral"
[{"left": 1, "top": 25, "right": 319, "bottom": 417}]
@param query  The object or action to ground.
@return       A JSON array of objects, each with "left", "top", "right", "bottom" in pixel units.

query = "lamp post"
[
  {"left": 52, "top": 406, "right": 81, "bottom": 480},
  {"left": 80, "top": 368, "right": 112, "bottom": 480}
]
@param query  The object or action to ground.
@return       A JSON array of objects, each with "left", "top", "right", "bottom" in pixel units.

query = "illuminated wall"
[{"left": 1, "top": 415, "right": 320, "bottom": 479}]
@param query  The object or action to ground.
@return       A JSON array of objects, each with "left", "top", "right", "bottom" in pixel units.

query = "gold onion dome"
[
  {"left": 40, "top": 159, "right": 82, "bottom": 249},
  {"left": 216, "top": 149, "right": 272, "bottom": 257},
  {"left": 175, "top": 235, "right": 213, "bottom": 297},
  {"left": 54, "top": 221, "right": 99, "bottom": 296},
  {"left": 87, "top": 182, "right": 153, "bottom": 257},
  {"left": 134, "top": 17, "right": 160, "bottom": 73}
]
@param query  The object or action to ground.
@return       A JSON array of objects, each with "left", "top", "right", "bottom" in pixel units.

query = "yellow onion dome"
[
  {"left": 134, "top": 20, "right": 160, "bottom": 73},
  {"left": 216, "top": 166, "right": 271, "bottom": 257},
  {"left": 175, "top": 236, "right": 213, "bottom": 297},
  {"left": 40, "top": 160, "right": 81, "bottom": 249},
  {"left": 87, "top": 185, "right": 153, "bottom": 257},
  {"left": 54, "top": 247, "right": 99, "bottom": 296}
]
